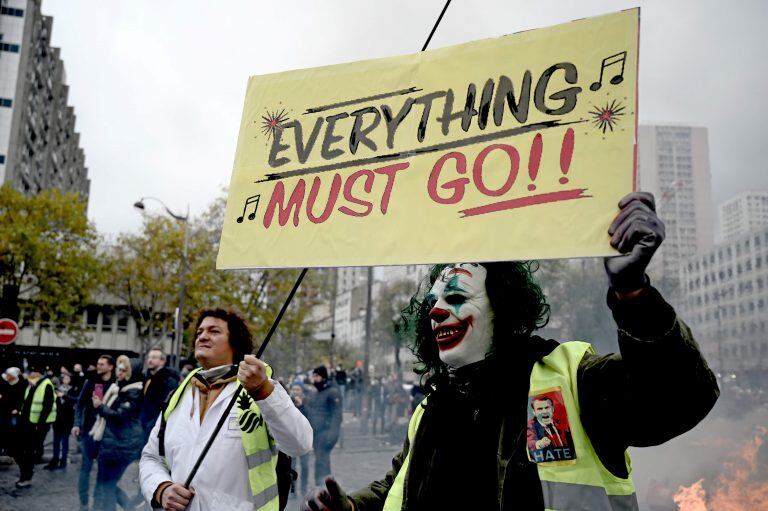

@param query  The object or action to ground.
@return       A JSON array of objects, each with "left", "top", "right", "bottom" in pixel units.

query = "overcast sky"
[{"left": 42, "top": 0, "right": 767, "bottom": 236}]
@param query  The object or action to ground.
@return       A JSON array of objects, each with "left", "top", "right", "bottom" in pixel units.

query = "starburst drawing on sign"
[
  {"left": 589, "top": 99, "right": 625, "bottom": 134},
  {"left": 260, "top": 109, "right": 290, "bottom": 140}
]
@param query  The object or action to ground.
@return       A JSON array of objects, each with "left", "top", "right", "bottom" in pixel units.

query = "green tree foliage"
[
  {"left": 103, "top": 215, "right": 186, "bottom": 354},
  {"left": 0, "top": 185, "right": 102, "bottom": 345},
  {"left": 104, "top": 194, "right": 330, "bottom": 375}
]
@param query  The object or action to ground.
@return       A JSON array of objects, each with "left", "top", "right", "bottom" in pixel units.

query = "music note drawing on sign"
[
  {"left": 237, "top": 194, "right": 261, "bottom": 223},
  {"left": 590, "top": 51, "right": 627, "bottom": 91}
]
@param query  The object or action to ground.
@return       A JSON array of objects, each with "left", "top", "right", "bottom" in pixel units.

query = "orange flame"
[
  {"left": 673, "top": 479, "right": 707, "bottom": 511},
  {"left": 673, "top": 429, "right": 768, "bottom": 511}
]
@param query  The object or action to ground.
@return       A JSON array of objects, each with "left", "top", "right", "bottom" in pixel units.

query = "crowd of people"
[
  {"left": 0, "top": 349, "right": 418, "bottom": 510},
  {"left": 0, "top": 347, "right": 181, "bottom": 510}
]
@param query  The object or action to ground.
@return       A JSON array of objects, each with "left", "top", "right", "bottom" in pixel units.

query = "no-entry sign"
[{"left": 0, "top": 318, "right": 19, "bottom": 345}]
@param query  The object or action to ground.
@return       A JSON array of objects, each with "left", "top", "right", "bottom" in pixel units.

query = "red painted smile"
[{"left": 433, "top": 316, "right": 473, "bottom": 351}]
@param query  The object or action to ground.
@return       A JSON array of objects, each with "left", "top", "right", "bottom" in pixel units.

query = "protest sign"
[{"left": 218, "top": 9, "right": 639, "bottom": 269}]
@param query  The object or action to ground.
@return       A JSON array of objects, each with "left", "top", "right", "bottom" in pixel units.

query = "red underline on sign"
[{"left": 459, "top": 189, "right": 591, "bottom": 218}]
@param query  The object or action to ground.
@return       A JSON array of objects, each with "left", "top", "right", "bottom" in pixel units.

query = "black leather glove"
[
  {"left": 604, "top": 191, "right": 665, "bottom": 293},
  {"left": 302, "top": 477, "right": 354, "bottom": 511}
]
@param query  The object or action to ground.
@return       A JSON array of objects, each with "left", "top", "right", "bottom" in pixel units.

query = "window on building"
[
  {"left": 86, "top": 306, "right": 99, "bottom": 330},
  {"left": 0, "top": 155, "right": 5, "bottom": 164},
  {"left": 101, "top": 308, "right": 114, "bottom": 333},
  {"left": 0, "top": 6, "right": 24, "bottom": 16},
  {"left": 0, "top": 42, "right": 20, "bottom": 53},
  {"left": 117, "top": 309, "right": 129, "bottom": 333},
  {"left": 0, "top": 98, "right": 12, "bottom": 108}
]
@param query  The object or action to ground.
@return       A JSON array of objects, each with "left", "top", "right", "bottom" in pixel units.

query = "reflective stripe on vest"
[
  {"left": 24, "top": 379, "right": 57, "bottom": 424},
  {"left": 541, "top": 480, "right": 638, "bottom": 511},
  {"left": 382, "top": 342, "right": 638, "bottom": 511},
  {"left": 530, "top": 341, "right": 637, "bottom": 511},
  {"left": 164, "top": 366, "right": 279, "bottom": 511}
]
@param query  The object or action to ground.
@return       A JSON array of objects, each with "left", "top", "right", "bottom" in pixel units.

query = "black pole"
[
  {"left": 421, "top": 0, "right": 451, "bottom": 51},
  {"left": 184, "top": 268, "right": 308, "bottom": 488}
]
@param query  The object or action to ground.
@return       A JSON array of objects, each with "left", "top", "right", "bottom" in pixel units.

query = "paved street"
[{"left": 0, "top": 412, "right": 403, "bottom": 511}]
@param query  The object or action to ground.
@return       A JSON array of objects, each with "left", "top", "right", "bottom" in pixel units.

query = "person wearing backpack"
[{"left": 139, "top": 308, "right": 312, "bottom": 511}]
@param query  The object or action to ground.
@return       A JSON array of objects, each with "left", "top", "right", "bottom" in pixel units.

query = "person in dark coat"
[
  {"left": 73, "top": 355, "right": 115, "bottom": 511},
  {"left": 45, "top": 373, "right": 79, "bottom": 469},
  {"left": 0, "top": 367, "right": 26, "bottom": 457},
  {"left": 138, "top": 348, "right": 179, "bottom": 440},
  {"left": 305, "top": 366, "right": 343, "bottom": 485},
  {"left": 92, "top": 355, "right": 144, "bottom": 511},
  {"left": 368, "top": 377, "right": 388, "bottom": 435}
]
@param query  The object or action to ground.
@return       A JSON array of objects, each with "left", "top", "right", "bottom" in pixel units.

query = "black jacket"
[
  {"left": 350, "top": 286, "right": 720, "bottom": 511},
  {"left": 139, "top": 366, "right": 179, "bottom": 430},
  {"left": 74, "top": 374, "right": 116, "bottom": 433},
  {"left": 96, "top": 381, "right": 144, "bottom": 461},
  {"left": 53, "top": 386, "right": 79, "bottom": 431},
  {"left": 305, "top": 380, "right": 343, "bottom": 450},
  {"left": 0, "top": 378, "right": 26, "bottom": 419}
]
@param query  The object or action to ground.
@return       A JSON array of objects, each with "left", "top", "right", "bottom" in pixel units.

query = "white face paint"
[{"left": 426, "top": 263, "right": 494, "bottom": 368}]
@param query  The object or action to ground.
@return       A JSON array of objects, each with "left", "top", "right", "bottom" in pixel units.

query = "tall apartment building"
[
  {"left": 720, "top": 191, "right": 768, "bottom": 242},
  {"left": 637, "top": 125, "right": 714, "bottom": 294},
  {"left": 0, "top": 0, "right": 89, "bottom": 199},
  {"left": 680, "top": 225, "right": 768, "bottom": 386}
]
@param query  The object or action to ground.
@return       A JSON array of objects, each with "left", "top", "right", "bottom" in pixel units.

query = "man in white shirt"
[{"left": 140, "top": 308, "right": 313, "bottom": 511}]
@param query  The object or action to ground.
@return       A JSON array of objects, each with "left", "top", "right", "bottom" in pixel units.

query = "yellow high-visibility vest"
[
  {"left": 163, "top": 367, "right": 279, "bottom": 511},
  {"left": 23, "top": 378, "right": 57, "bottom": 424},
  {"left": 383, "top": 342, "right": 638, "bottom": 511}
]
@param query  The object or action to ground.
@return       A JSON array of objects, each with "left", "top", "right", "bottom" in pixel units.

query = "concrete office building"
[
  {"left": 720, "top": 191, "right": 768, "bottom": 242},
  {"left": 0, "top": 0, "right": 89, "bottom": 199},
  {"left": 637, "top": 125, "right": 714, "bottom": 295},
  {"left": 680, "top": 225, "right": 768, "bottom": 386}
]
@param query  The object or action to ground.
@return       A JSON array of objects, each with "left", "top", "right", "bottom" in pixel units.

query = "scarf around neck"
[{"left": 190, "top": 364, "right": 238, "bottom": 422}]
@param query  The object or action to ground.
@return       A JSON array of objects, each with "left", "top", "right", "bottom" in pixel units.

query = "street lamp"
[{"left": 134, "top": 197, "right": 189, "bottom": 369}]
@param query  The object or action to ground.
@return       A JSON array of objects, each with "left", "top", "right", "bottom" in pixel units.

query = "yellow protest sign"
[{"left": 218, "top": 9, "right": 639, "bottom": 269}]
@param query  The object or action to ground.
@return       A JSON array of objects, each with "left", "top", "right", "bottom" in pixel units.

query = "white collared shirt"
[{"left": 140, "top": 380, "right": 312, "bottom": 510}]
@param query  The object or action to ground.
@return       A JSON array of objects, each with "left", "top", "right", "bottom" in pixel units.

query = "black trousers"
[{"left": 14, "top": 423, "right": 50, "bottom": 481}]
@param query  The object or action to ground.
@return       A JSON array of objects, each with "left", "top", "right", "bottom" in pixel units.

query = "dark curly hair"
[
  {"left": 194, "top": 308, "right": 254, "bottom": 364},
  {"left": 404, "top": 261, "right": 550, "bottom": 390}
]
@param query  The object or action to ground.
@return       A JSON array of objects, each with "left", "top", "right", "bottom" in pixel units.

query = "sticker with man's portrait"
[{"left": 527, "top": 387, "right": 577, "bottom": 464}]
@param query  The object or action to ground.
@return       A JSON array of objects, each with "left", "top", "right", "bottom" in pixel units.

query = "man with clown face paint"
[
  {"left": 426, "top": 264, "right": 493, "bottom": 369},
  {"left": 303, "top": 192, "right": 720, "bottom": 511}
]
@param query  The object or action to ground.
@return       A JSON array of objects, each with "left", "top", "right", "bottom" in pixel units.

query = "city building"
[
  {"left": 337, "top": 267, "right": 368, "bottom": 294},
  {"left": 637, "top": 125, "right": 714, "bottom": 295},
  {"left": 380, "top": 264, "right": 429, "bottom": 286},
  {"left": 680, "top": 225, "right": 768, "bottom": 387},
  {"left": 720, "top": 191, "right": 768, "bottom": 242},
  {"left": 0, "top": 0, "right": 89, "bottom": 199}
]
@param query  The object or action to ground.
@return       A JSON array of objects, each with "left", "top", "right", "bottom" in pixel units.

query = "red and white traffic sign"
[{"left": 0, "top": 318, "right": 19, "bottom": 345}]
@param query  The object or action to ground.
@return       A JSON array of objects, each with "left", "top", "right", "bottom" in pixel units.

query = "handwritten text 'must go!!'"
[{"left": 252, "top": 61, "right": 597, "bottom": 229}]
